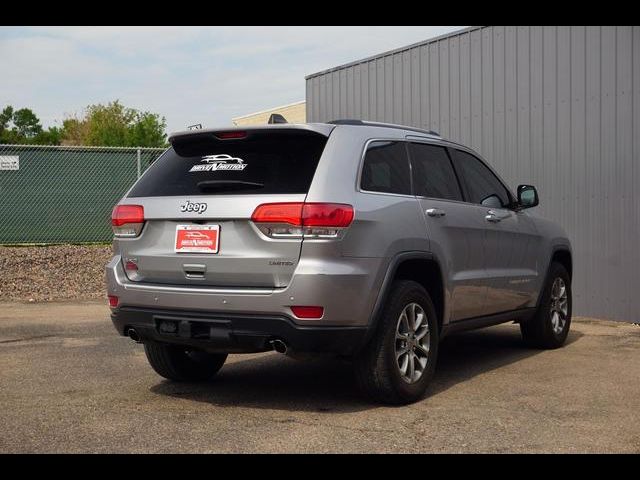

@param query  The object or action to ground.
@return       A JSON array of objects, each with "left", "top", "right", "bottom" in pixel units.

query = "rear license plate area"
[{"left": 175, "top": 225, "right": 220, "bottom": 254}]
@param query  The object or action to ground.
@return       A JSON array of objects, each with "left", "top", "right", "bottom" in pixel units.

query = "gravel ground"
[{"left": 0, "top": 245, "right": 112, "bottom": 302}]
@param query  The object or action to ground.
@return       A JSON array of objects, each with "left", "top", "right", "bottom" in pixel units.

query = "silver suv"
[{"left": 106, "top": 120, "right": 572, "bottom": 404}]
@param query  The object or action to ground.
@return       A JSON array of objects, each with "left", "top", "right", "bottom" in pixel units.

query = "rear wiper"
[{"left": 196, "top": 180, "right": 264, "bottom": 191}]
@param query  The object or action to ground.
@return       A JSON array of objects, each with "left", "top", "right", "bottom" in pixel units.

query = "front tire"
[
  {"left": 355, "top": 280, "right": 439, "bottom": 405},
  {"left": 520, "top": 262, "right": 572, "bottom": 349},
  {"left": 144, "top": 342, "right": 227, "bottom": 381}
]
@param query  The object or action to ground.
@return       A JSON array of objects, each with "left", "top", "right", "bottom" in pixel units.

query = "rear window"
[{"left": 128, "top": 130, "right": 328, "bottom": 197}]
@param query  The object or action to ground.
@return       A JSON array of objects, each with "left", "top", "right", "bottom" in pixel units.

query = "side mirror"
[{"left": 517, "top": 185, "right": 539, "bottom": 209}]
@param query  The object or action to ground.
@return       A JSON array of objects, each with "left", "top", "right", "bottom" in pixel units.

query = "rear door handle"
[{"left": 426, "top": 208, "right": 446, "bottom": 218}]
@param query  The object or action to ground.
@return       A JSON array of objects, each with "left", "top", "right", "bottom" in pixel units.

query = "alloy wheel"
[
  {"left": 549, "top": 277, "right": 569, "bottom": 334},
  {"left": 395, "top": 303, "right": 430, "bottom": 384}
]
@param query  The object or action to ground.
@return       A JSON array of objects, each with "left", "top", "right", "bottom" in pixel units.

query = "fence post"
[{"left": 136, "top": 148, "right": 141, "bottom": 178}]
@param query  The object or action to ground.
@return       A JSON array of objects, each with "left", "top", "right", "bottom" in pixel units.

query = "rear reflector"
[
  {"left": 124, "top": 259, "right": 138, "bottom": 271},
  {"left": 108, "top": 295, "right": 119, "bottom": 308},
  {"left": 111, "top": 205, "right": 145, "bottom": 238},
  {"left": 290, "top": 306, "right": 324, "bottom": 319},
  {"left": 214, "top": 131, "right": 247, "bottom": 140}
]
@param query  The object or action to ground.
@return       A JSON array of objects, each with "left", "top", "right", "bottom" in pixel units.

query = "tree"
[
  {"left": 0, "top": 106, "right": 13, "bottom": 133},
  {"left": 60, "top": 118, "right": 88, "bottom": 146},
  {"left": 127, "top": 111, "right": 167, "bottom": 148},
  {"left": 0, "top": 102, "right": 167, "bottom": 147},
  {"left": 32, "top": 126, "right": 63, "bottom": 145},
  {"left": 0, "top": 105, "right": 54, "bottom": 144},
  {"left": 61, "top": 100, "right": 167, "bottom": 148},
  {"left": 84, "top": 101, "right": 133, "bottom": 146},
  {"left": 0, "top": 106, "right": 19, "bottom": 143},
  {"left": 12, "top": 108, "right": 43, "bottom": 138}
]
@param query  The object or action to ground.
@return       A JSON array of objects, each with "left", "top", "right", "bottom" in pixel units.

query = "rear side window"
[
  {"left": 360, "top": 141, "right": 411, "bottom": 195},
  {"left": 409, "top": 143, "right": 462, "bottom": 201},
  {"left": 128, "top": 130, "right": 328, "bottom": 197},
  {"left": 450, "top": 149, "right": 511, "bottom": 208}
]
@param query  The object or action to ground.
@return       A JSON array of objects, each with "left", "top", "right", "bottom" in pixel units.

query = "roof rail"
[{"left": 328, "top": 119, "right": 440, "bottom": 137}]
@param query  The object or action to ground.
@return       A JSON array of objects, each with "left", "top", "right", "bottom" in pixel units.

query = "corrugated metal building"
[{"left": 306, "top": 26, "right": 639, "bottom": 322}]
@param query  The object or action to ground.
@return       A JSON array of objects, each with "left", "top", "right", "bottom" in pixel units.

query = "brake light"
[
  {"left": 214, "top": 131, "right": 247, "bottom": 140},
  {"left": 302, "top": 203, "right": 354, "bottom": 228},
  {"left": 251, "top": 203, "right": 303, "bottom": 225},
  {"left": 290, "top": 306, "right": 324, "bottom": 319},
  {"left": 111, "top": 205, "right": 145, "bottom": 238},
  {"left": 251, "top": 203, "right": 354, "bottom": 239}
]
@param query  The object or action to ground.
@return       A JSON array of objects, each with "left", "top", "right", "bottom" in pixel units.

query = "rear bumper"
[
  {"left": 112, "top": 307, "right": 367, "bottom": 355},
  {"left": 105, "top": 254, "right": 384, "bottom": 328},
  {"left": 106, "top": 254, "right": 385, "bottom": 354}
]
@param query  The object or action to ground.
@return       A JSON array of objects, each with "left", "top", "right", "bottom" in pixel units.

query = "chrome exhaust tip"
[
  {"left": 126, "top": 328, "right": 141, "bottom": 343},
  {"left": 270, "top": 339, "right": 288, "bottom": 354}
]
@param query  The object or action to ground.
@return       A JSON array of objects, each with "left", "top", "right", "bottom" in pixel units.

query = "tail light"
[
  {"left": 111, "top": 205, "right": 145, "bottom": 238},
  {"left": 108, "top": 295, "right": 119, "bottom": 308},
  {"left": 251, "top": 202, "right": 354, "bottom": 239}
]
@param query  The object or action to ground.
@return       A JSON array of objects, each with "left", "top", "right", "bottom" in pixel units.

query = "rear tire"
[
  {"left": 354, "top": 280, "right": 439, "bottom": 405},
  {"left": 143, "top": 342, "right": 227, "bottom": 381},
  {"left": 520, "top": 262, "right": 572, "bottom": 349}
]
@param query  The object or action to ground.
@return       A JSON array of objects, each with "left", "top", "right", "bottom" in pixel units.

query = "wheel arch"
[
  {"left": 550, "top": 247, "right": 572, "bottom": 280},
  {"left": 364, "top": 252, "right": 446, "bottom": 346},
  {"left": 535, "top": 245, "right": 573, "bottom": 309}
]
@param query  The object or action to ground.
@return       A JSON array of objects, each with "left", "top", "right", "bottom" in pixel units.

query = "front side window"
[
  {"left": 360, "top": 141, "right": 411, "bottom": 195},
  {"left": 450, "top": 149, "right": 511, "bottom": 208},
  {"left": 409, "top": 143, "right": 462, "bottom": 201}
]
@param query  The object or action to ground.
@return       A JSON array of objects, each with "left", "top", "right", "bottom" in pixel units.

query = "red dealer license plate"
[{"left": 175, "top": 225, "right": 220, "bottom": 254}]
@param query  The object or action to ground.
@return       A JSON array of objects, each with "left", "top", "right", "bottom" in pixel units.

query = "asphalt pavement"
[{"left": 1, "top": 302, "right": 639, "bottom": 453}]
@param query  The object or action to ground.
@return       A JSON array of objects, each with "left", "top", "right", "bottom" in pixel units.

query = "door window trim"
[
  {"left": 406, "top": 140, "right": 466, "bottom": 204},
  {"left": 446, "top": 146, "right": 517, "bottom": 209},
  {"left": 356, "top": 138, "right": 415, "bottom": 198},
  {"left": 356, "top": 137, "right": 516, "bottom": 208}
]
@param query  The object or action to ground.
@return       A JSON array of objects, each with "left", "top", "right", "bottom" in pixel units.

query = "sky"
[{"left": 0, "top": 26, "right": 466, "bottom": 134}]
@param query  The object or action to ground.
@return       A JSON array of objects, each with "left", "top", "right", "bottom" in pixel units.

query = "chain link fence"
[{"left": 0, "top": 144, "right": 165, "bottom": 244}]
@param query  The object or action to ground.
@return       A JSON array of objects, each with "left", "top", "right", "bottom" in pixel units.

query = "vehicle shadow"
[
  {"left": 430, "top": 325, "right": 582, "bottom": 396},
  {"left": 150, "top": 325, "right": 583, "bottom": 413}
]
